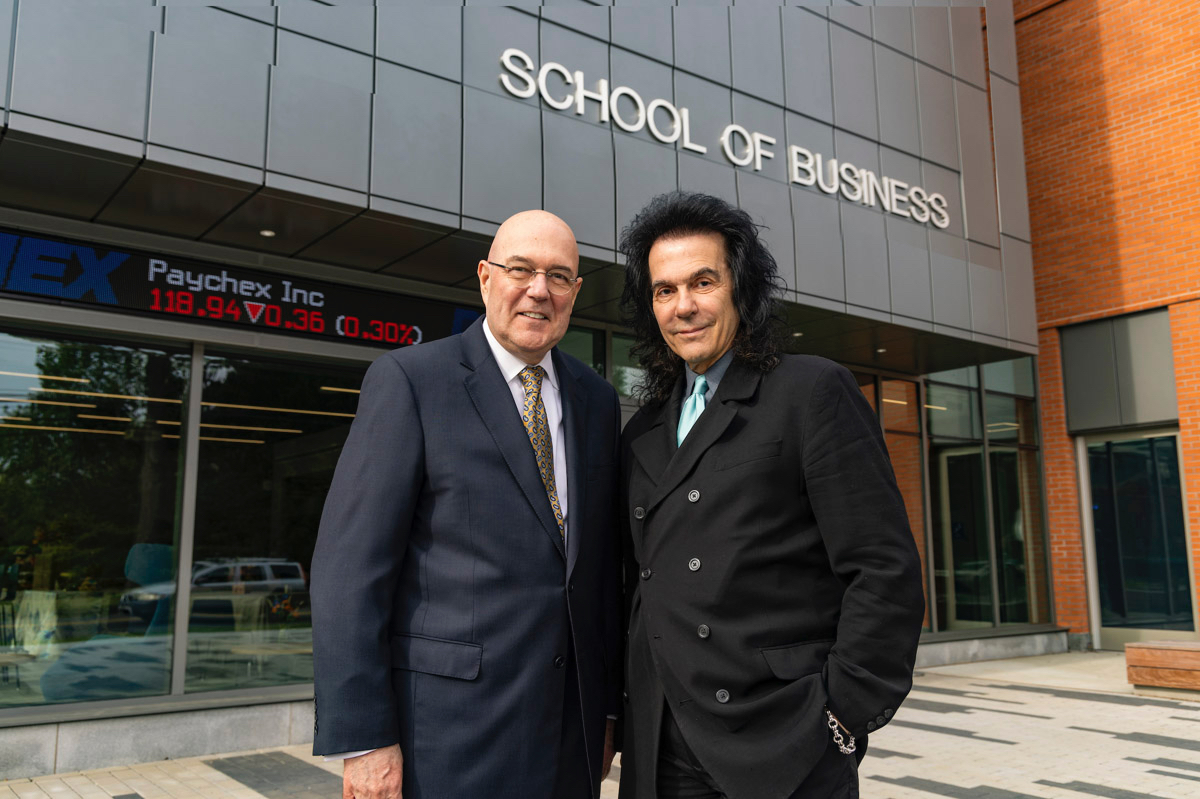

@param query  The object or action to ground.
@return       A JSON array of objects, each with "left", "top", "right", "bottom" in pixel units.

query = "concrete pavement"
[{"left": 3, "top": 652, "right": 1198, "bottom": 799}]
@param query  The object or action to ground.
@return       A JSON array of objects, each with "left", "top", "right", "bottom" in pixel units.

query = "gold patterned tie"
[{"left": 519, "top": 366, "right": 565, "bottom": 538}]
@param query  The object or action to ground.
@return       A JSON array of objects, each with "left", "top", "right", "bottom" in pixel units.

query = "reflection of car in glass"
[{"left": 119, "top": 559, "right": 307, "bottom": 621}]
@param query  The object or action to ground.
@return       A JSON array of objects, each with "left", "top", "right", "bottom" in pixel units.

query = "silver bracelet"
[{"left": 824, "top": 707, "right": 856, "bottom": 755}]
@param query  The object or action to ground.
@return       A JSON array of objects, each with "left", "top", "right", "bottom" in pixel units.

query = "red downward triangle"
[{"left": 243, "top": 302, "right": 266, "bottom": 323}]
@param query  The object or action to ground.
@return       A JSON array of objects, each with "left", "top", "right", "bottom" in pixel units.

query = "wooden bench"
[{"left": 1126, "top": 641, "right": 1200, "bottom": 690}]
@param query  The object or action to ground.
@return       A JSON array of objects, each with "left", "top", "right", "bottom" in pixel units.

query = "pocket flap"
[
  {"left": 760, "top": 639, "right": 833, "bottom": 681},
  {"left": 713, "top": 439, "right": 783, "bottom": 471},
  {"left": 391, "top": 634, "right": 482, "bottom": 680}
]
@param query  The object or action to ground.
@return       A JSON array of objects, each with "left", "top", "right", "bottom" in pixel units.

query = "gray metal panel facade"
[
  {"left": 376, "top": 7, "right": 462, "bottom": 81},
  {"left": 1061, "top": 321, "right": 1123, "bottom": 433},
  {"left": 1113, "top": 311, "right": 1179, "bottom": 426},
  {"left": 11, "top": 3, "right": 152, "bottom": 140},
  {"left": 0, "top": 3, "right": 1035, "bottom": 366},
  {"left": 149, "top": 35, "right": 270, "bottom": 170},
  {"left": 373, "top": 63, "right": 462, "bottom": 215},
  {"left": 730, "top": 8, "right": 784, "bottom": 106},
  {"left": 1060, "top": 310, "right": 1178, "bottom": 432}
]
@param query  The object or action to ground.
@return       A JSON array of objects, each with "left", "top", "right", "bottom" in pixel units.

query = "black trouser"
[{"left": 655, "top": 705, "right": 859, "bottom": 799}]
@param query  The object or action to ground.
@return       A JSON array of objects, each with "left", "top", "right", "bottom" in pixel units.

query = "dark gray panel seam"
[
  {"left": 4, "top": 0, "right": 18, "bottom": 126},
  {"left": 458, "top": 5, "right": 465, "bottom": 224}
]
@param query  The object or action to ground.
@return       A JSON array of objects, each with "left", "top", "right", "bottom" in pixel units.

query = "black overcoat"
[{"left": 618, "top": 354, "right": 925, "bottom": 799}]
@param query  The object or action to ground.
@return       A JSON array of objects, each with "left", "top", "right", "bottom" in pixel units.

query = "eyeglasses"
[{"left": 486, "top": 261, "right": 580, "bottom": 295}]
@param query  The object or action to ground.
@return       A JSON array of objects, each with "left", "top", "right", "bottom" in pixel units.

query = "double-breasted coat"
[{"left": 618, "top": 354, "right": 925, "bottom": 799}]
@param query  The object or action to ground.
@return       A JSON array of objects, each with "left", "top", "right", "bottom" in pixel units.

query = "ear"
[
  {"left": 477, "top": 260, "right": 491, "bottom": 298},
  {"left": 566, "top": 274, "right": 582, "bottom": 309}
]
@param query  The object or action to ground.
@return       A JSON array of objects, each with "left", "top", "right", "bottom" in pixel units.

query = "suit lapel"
[
  {"left": 460, "top": 319, "right": 566, "bottom": 560},
  {"left": 637, "top": 360, "right": 763, "bottom": 514},
  {"left": 555, "top": 350, "right": 587, "bottom": 578},
  {"left": 629, "top": 379, "right": 682, "bottom": 491}
]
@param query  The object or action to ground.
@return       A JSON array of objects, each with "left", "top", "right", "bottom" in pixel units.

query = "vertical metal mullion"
[
  {"left": 1032, "top": 355, "right": 1057, "bottom": 629},
  {"left": 920, "top": 378, "right": 938, "bottom": 634},
  {"left": 1076, "top": 435, "right": 1103, "bottom": 649},
  {"left": 169, "top": 341, "right": 205, "bottom": 695},
  {"left": 1150, "top": 437, "right": 1177, "bottom": 618},
  {"left": 979, "top": 370, "right": 1002, "bottom": 628}
]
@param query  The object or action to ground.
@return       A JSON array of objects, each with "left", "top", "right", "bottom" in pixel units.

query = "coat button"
[
  {"left": 688, "top": 558, "right": 701, "bottom": 572},
  {"left": 884, "top": 708, "right": 893, "bottom": 719},
  {"left": 876, "top": 715, "right": 886, "bottom": 726},
  {"left": 634, "top": 506, "right": 646, "bottom": 519},
  {"left": 687, "top": 489, "right": 700, "bottom": 503},
  {"left": 568, "top": 581, "right": 574, "bottom": 592},
  {"left": 623, "top": 691, "right": 629, "bottom": 704},
  {"left": 866, "top": 720, "right": 877, "bottom": 732},
  {"left": 697, "top": 624, "right": 710, "bottom": 639},
  {"left": 554, "top": 655, "right": 566, "bottom": 668},
  {"left": 640, "top": 568, "right": 652, "bottom": 580},
  {"left": 715, "top": 689, "right": 730, "bottom": 704}
]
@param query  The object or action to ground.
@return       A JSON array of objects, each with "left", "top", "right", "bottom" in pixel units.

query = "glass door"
[{"left": 1085, "top": 431, "right": 1195, "bottom": 650}]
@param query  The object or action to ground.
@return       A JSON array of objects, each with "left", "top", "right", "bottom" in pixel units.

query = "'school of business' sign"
[
  {"left": 500, "top": 48, "right": 952, "bottom": 229},
  {"left": 0, "top": 229, "right": 467, "bottom": 346}
]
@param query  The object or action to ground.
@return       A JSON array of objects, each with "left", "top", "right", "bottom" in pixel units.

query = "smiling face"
[
  {"left": 478, "top": 210, "right": 581, "bottom": 365},
  {"left": 648, "top": 231, "right": 740, "bottom": 374}
]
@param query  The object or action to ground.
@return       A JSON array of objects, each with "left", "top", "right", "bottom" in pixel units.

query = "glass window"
[
  {"left": 880, "top": 378, "right": 926, "bottom": 628},
  {"left": 854, "top": 372, "right": 876, "bottom": 412},
  {"left": 185, "top": 351, "right": 364, "bottom": 692},
  {"left": 882, "top": 379, "right": 918, "bottom": 434},
  {"left": 929, "top": 441, "right": 993, "bottom": 629},
  {"left": 926, "top": 384, "right": 982, "bottom": 440},
  {"left": 0, "top": 328, "right": 189, "bottom": 709},
  {"left": 271, "top": 563, "right": 301, "bottom": 581},
  {"left": 558, "top": 327, "right": 604, "bottom": 376},
  {"left": 885, "top": 431, "right": 929, "bottom": 631},
  {"left": 612, "top": 334, "right": 644, "bottom": 400},
  {"left": 239, "top": 565, "right": 267, "bottom": 583},
  {"left": 1089, "top": 437, "right": 1192, "bottom": 631},
  {"left": 926, "top": 366, "right": 978, "bottom": 388},
  {"left": 983, "top": 357, "right": 1036, "bottom": 397},
  {"left": 985, "top": 393, "right": 1039, "bottom": 445},
  {"left": 990, "top": 447, "right": 1051, "bottom": 624}
]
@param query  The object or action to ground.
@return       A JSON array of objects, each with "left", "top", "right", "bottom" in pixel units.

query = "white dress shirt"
[{"left": 325, "top": 323, "right": 572, "bottom": 761}]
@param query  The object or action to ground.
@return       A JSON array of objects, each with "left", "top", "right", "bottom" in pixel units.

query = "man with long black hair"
[{"left": 616, "top": 191, "right": 924, "bottom": 799}]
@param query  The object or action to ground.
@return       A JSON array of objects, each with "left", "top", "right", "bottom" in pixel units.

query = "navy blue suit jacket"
[{"left": 311, "top": 318, "right": 623, "bottom": 798}]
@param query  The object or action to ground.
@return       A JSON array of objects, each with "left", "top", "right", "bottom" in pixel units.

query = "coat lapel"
[
  {"left": 637, "top": 360, "right": 763, "bottom": 514},
  {"left": 629, "top": 380, "right": 682, "bottom": 491},
  {"left": 460, "top": 318, "right": 566, "bottom": 560},
  {"left": 555, "top": 349, "right": 587, "bottom": 578}
]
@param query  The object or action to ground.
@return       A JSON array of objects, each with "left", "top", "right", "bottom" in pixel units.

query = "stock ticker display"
[{"left": 0, "top": 229, "right": 477, "bottom": 346}]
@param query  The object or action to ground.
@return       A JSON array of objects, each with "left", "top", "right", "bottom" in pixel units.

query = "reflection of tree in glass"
[
  {"left": 193, "top": 354, "right": 361, "bottom": 580},
  {"left": 0, "top": 338, "right": 188, "bottom": 594}
]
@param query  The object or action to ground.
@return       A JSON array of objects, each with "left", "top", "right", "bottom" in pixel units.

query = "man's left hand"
[{"left": 601, "top": 719, "right": 616, "bottom": 780}]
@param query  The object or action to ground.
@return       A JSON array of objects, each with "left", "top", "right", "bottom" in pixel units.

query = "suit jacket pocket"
[
  {"left": 391, "top": 633, "right": 482, "bottom": 680},
  {"left": 760, "top": 638, "right": 834, "bottom": 681},
  {"left": 712, "top": 439, "right": 783, "bottom": 471}
]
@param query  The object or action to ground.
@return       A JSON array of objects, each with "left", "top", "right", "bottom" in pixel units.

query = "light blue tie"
[{"left": 677, "top": 374, "right": 708, "bottom": 446}]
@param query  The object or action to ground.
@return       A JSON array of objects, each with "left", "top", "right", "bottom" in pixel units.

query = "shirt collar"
[
  {"left": 482, "top": 316, "right": 559, "bottom": 391},
  {"left": 684, "top": 347, "right": 734, "bottom": 398}
]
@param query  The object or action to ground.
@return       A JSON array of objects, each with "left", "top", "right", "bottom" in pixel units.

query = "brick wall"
[{"left": 1017, "top": 0, "right": 1200, "bottom": 635}]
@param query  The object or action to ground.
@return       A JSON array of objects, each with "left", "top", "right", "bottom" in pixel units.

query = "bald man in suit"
[{"left": 312, "top": 211, "right": 622, "bottom": 799}]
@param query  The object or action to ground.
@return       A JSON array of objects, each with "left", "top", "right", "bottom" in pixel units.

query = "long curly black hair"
[{"left": 619, "top": 191, "right": 785, "bottom": 405}]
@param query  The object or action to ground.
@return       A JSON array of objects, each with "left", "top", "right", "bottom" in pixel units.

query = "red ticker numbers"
[
  {"left": 148, "top": 289, "right": 421, "bottom": 345},
  {"left": 284, "top": 307, "right": 325, "bottom": 333},
  {"left": 332, "top": 316, "right": 418, "bottom": 344}
]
